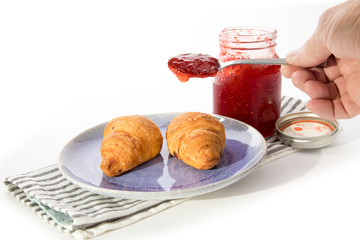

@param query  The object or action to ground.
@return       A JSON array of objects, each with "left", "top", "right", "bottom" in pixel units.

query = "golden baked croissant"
[
  {"left": 166, "top": 112, "right": 226, "bottom": 169},
  {"left": 100, "top": 115, "right": 163, "bottom": 177}
]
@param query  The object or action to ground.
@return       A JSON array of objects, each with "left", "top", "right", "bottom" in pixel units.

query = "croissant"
[
  {"left": 166, "top": 112, "right": 226, "bottom": 169},
  {"left": 100, "top": 115, "right": 163, "bottom": 177}
]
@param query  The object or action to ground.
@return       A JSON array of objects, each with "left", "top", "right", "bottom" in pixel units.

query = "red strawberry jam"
[
  {"left": 213, "top": 64, "right": 281, "bottom": 137},
  {"left": 213, "top": 27, "right": 282, "bottom": 137},
  {"left": 168, "top": 53, "right": 220, "bottom": 82}
]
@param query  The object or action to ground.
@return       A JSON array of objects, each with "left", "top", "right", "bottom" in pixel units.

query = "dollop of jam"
[{"left": 168, "top": 53, "right": 220, "bottom": 82}]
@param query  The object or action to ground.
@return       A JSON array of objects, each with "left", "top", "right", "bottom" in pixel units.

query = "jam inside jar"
[{"left": 213, "top": 26, "right": 282, "bottom": 137}]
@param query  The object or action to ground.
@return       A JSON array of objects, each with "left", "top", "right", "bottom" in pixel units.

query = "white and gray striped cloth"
[{"left": 4, "top": 96, "right": 306, "bottom": 240}]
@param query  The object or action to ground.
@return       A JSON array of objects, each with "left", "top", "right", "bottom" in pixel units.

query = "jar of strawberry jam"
[{"left": 213, "top": 26, "right": 282, "bottom": 137}]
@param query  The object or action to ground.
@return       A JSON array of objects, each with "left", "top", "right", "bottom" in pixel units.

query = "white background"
[{"left": 2, "top": 0, "right": 360, "bottom": 239}]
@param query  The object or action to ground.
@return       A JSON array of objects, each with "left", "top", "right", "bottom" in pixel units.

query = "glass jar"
[{"left": 213, "top": 26, "right": 282, "bottom": 137}]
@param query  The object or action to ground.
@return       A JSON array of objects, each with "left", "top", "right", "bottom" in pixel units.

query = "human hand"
[{"left": 281, "top": 0, "right": 360, "bottom": 120}]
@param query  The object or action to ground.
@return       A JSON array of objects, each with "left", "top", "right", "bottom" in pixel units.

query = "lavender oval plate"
[{"left": 58, "top": 113, "right": 266, "bottom": 200}]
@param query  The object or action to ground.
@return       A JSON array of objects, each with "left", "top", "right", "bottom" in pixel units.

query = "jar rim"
[
  {"left": 219, "top": 26, "right": 277, "bottom": 49},
  {"left": 220, "top": 26, "right": 277, "bottom": 36},
  {"left": 219, "top": 26, "right": 277, "bottom": 42}
]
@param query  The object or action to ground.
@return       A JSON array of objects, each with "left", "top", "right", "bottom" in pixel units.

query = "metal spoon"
[{"left": 219, "top": 58, "right": 327, "bottom": 70}]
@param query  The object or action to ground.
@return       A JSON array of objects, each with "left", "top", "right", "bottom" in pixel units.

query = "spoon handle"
[{"left": 219, "top": 58, "right": 327, "bottom": 70}]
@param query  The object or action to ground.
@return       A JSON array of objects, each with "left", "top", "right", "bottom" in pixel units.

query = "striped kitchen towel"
[
  {"left": 260, "top": 95, "right": 307, "bottom": 166},
  {"left": 4, "top": 96, "right": 306, "bottom": 240}
]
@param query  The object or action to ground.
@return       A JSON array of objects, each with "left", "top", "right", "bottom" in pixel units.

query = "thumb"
[{"left": 286, "top": 29, "right": 331, "bottom": 68}]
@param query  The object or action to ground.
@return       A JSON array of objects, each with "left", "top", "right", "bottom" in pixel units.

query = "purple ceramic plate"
[{"left": 58, "top": 113, "right": 266, "bottom": 199}]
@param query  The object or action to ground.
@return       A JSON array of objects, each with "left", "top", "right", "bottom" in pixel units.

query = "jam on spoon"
[{"left": 168, "top": 53, "right": 220, "bottom": 82}]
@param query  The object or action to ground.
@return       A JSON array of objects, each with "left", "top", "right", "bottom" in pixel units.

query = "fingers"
[
  {"left": 282, "top": 55, "right": 343, "bottom": 99},
  {"left": 283, "top": 59, "right": 360, "bottom": 119},
  {"left": 341, "top": 61, "right": 360, "bottom": 106},
  {"left": 307, "top": 95, "right": 360, "bottom": 119},
  {"left": 323, "top": 55, "right": 341, "bottom": 81},
  {"left": 304, "top": 78, "right": 340, "bottom": 99},
  {"left": 289, "top": 69, "right": 316, "bottom": 92},
  {"left": 280, "top": 65, "right": 302, "bottom": 78},
  {"left": 306, "top": 99, "right": 335, "bottom": 119},
  {"left": 282, "top": 55, "right": 341, "bottom": 82},
  {"left": 286, "top": 67, "right": 340, "bottom": 99}
]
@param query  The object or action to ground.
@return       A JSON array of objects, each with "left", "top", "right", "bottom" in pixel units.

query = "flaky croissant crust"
[
  {"left": 100, "top": 115, "right": 163, "bottom": 177},
  {"left": 166, "top": 112, "right": 226, "bottom": 169}
]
